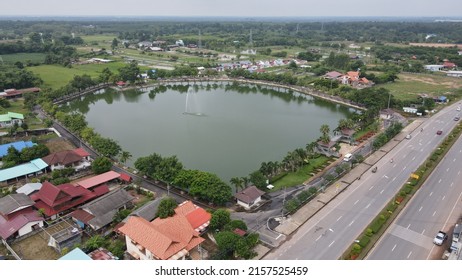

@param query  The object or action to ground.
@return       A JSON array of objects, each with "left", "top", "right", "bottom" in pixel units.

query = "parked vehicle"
[
  {"left": 343, "top": 153, "right": 353, "bottom": 162},
  {"left": 436, "top": 130, "right": 443, "bottom": 135},
  {"left": 371, "top": 166, "right": 377, "bottom": 173},
  {"left": 433, "top": 231, "right": 448, "bottom": 245}
]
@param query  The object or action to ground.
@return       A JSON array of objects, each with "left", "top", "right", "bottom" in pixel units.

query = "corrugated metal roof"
[
  {"left": 0, "top": 112, "right": 24, "bottom": 122},
  {"left": 76, "top": 171, "right": 120, "bottom": 189},
  {"left": 59, "top": 248, "right": 92, "bottom": 260},
  {"left": 0, "top": 141, "right": 35, "bottom": 157},
  {"left": 0, "top": 158, "right": 48, "bottom": 182},
  {"left": 16, "top": 183, "right": 42, "bottom": 196},
  {"left": 0, "top": 193, "right": 35, "bottom": 215}
]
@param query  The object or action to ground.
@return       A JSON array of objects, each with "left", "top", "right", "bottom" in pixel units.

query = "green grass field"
[
  {"left": 28, "top": 61, "right": 127, "bottom": 89},
  {"left": 381, "top": 73, "right": 462, "bottom": 102},
  {"left": 271, "top": 156, "right": 331, "bottom": 190},
  {"left": 0, "top": 53, "right": 46, "bottom": 64}
]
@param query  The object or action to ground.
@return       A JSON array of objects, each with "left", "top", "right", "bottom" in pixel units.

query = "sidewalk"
[{"left": 273, "top": 119, "right": 424, "bottom": 237}]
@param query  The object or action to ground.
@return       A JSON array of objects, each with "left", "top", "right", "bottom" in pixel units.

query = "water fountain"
[{"left": 183, "top": 86, "right": 206, "bottom": 116}]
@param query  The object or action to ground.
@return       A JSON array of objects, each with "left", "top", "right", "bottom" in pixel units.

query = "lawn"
[
  {"left": 381, "top": 72, "right": 462, "bottom": 103},
  {"left": 28, "top": 61, "right": 127, "bottom": 89},
  {"left": 271, "top": 156, "right": 331, "bottom": 190},
  {"left": 0, "top": 52, "right": 46, "bottom": 64}
]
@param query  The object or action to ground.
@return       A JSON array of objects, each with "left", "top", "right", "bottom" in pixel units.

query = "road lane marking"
[
  {"left": 384, "top": 175, "right": 389, "bottom": 179},
  {"left": 392, "top": 244, "right": 397, "bottom": 252},
  {"left": 354, "top": 200, "right": 359, "bottom": 205},
  {"left": 366, "top": 203, "right": 371, "bottom": 209},
  {"left": 451, "top": 182, "right": 454, "bottom": 187},
  {"left": 412, "top": 156, "right": 416, "bottom": 161},
  {"left": 393, "top": 164, "right": 397, "bottom": 168},
  {"left": 337, "top": 216, "right": 343, "bottom": 222},
  {"left": 442, "top": 196, "right": 446, "bottom": 201},
  {"left": 433, "top": 211, "right": 437, "bottom": 217},
  {"left": 454, "top": 158, "right": 457, "bottom": 162},
  {"left": 458, "top": 171, "right": 461, "bottom": 175},
  {"left": 438, "top": 179, "right": 442, "bottom": 183},
  {"left": 348, "top": 220, "right": 355, "bottom": 227},
  {"left": 421, "top": 148, "right": 424, "bottom": 152},
  {"left": 328, "top": 241, "right": 335, "bottom": 247},
  {"left": 402, "top": 166, "right": 406, "bottom": 171},
  {"left": 369, "top": 186, "right": 374, "bottom": 190},
  {"left": 407, "top": 224, "right": 411, "bottom": 229},
  {"left": 419, "top": 206, "right": 423, "bottom": 212},
  {"left": 447, "top": 168, "right": 450, "bottom": 172},
  {"left": 380, "top": 189, "right": 385, "bottom": 194},
  {"left": 392, "top": 177, "right": 396, "bottom": 181},
  {"left": 429, "top": 192, "right": 433, "bottom": 197},
  {"left": 422, "top": 229, "right": 425, "bottom": 235},
  {"left": 316, "top": 235, "right": 322, "bottom": 241},
  {"left": 407, "top": 251, "right": 412, "bottom": 259}
]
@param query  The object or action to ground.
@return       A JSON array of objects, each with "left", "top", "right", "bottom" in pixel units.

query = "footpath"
[{"left": 261, "top": 119, "right": 424, "bottom": 256}]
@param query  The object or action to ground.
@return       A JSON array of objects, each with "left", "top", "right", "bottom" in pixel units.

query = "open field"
[
  {"left": 0, "top": 52, "right": 46, "bottom": 64},
  {"left": 381, "top": 72, "right": 462, "bottom": 102},
  {"left": 28, "top": 61, "right": 127, "bottom": 89}
]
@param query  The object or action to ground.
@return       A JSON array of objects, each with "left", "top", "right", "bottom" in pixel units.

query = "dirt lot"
[
  {"left": 11, "top": 231, "right": 60, "bottom": 260},
  {"left": 400, "top": 74, "right": 462, "bottom": 89},
  {"left": 44, "top": 138, "right": 76, "bottom": 153}
]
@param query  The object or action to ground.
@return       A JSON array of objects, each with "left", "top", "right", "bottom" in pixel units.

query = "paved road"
[
  {"left": 367, "top": 117, "right": 462, "bottom": 259},
  {"left": 264, "top": 103, "right": 461, "bottom": 259}
]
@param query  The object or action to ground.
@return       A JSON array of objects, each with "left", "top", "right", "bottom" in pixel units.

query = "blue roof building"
[
  {"left": 59, "top": 248, "right": 92, "bottom": 260},
  {"left": 0, "top": 158, "right": 48, "bottom": 184},
  {"left": 0, "top": 141, "right": 35, "bottom": 158}
]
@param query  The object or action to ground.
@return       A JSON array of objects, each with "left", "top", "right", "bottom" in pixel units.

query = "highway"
[
  {"left": 264, "top": 102, "right": 462, "bottom": 259},
  {"left": 367, "top": 114, "right": 462, "bottom": 259}
]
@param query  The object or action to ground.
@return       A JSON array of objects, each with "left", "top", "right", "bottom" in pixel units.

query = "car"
[
  {"left": 454, "top": 116, "right": 460, "bottom": 121},
  {"left": 405, "top": 134, "right": 411, "bottom": 139},
  {"left": 343, "top": 153, "right": 353, "bottom": 162},
  {"left": 433, "top": 231, "right": 448, "bottom": 246},
  {"left": 436, "top": 130, "right": 443, "bottom": 135},
  {"left": 457, "top": 107, "right": 461, "bottom": 112}
]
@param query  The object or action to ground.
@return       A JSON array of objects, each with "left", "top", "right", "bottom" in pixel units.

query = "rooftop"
[
  {"left": 76, "top": 171, "right": 120, "bottom": 189},
  {"left": 0, "top": 193, "right": 35, "bottom": 215},
  {"left": 0, "top": 158, "right": 48, "bottom": 182},
  {"left": 0, "top": 141, "right": 35, "bottom": 158},
  {"left": 234, "top": 185, "right": 265, "bottom": 204}
]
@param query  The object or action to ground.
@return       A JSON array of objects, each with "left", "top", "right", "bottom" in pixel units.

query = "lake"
[{"left": 63, "top": 82, "right": 354, "bottom": 184}]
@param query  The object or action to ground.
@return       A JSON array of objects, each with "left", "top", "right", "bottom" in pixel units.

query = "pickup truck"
[{"left": 433, "top": 231, "right": 448, "bottom": 246}]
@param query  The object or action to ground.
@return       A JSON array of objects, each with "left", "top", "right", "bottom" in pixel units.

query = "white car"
[
  {"left": 433, "top": 231, "right": 448, "bottom": 246},
  {"left": 405, "top": 134, "right": 411, "bottom": 139},
  {"left": 343, "top": 153, "right": 353, "bottom": 162}
]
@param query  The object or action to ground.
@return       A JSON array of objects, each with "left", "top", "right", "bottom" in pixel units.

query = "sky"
[{"left": 0, "top": 0, "right": 461, "bottom": 18}]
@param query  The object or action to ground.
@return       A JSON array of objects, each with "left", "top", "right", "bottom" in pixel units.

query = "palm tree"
[
  {"left": 306, "top": 141, "right": 317, "bottom": 156},
  {"left": 230, "top": 177, "right": 244, "bottom": 192},
  {"left": 119, "top": 150, "right": 132, "bottom": 164},
  {"left": 320, "top": 124, "right": 330, "bottom": 139},
  {"left": 241, "top": 176, "right": 250, "bottom": 189}
]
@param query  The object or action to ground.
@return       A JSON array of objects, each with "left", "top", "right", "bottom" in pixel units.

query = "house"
[
  {"left": 42, "top": 148, "right": 91, "bottom": 171},
  {"left": 447, "top": 71, "right": 462, "bottom": 77},
  {"left": 75, "top": 170, "right": 120, "bottom": 190},
  {"left": 116, "top": 81, "right": 126, "bottom": 87},
  {"left": 0, "top": 140, "right": 35, "bottom": 158},
  {"left": 424, "top": 64, "right": 444, "bottom": 71},
  {"left": 341, "top": 71, "right": 360, "bottom": 86},
  {"left": 0, "top": 87, "right": 40, "bottom": 99},
  {"left": 0, "top": 193, "right": 44, "bottom": 241},
  {"left": 31, "top": 181, "right": 109, "bottom": 219},
  {"left": 173, "top": 201, "right": 211, "bottom": 234},
  {"left": 88, "top": 247, "right": 118, "bottom": 260},
  {"left": 0, "top": 158, "right": 48, "bottom": 185},
  {"left": 16, "top": 182, "right": 42, "bottom": 196},
  {"left": 59, "top": 247, "right": 92, "bottom": 260},
  {"left": 46, "top": 220, "right": 82, "bottom": 254},
  {"left": 338, "top": 128, "right": 356, "bottom": 144},
  {"left": 0, "top": 112, "right": 24, "bottom": 128},
  {"left": 138, "top": 41, "right": 153, "bottom": 48},
  {"left": 70, "top": 188, "right": 134, "bottom": 232},
  {"left": 125, "top": 199, "right": 162, "bottom": 222},
  {"left": 443, "top": 61, "right": 457, "bottom": 69},
  {"left": 118, "top": 215, "right": 204, "bottom": 260},
  {"left": 234, "top": 185, "right": 265, "bottom": 210},
  {"left": 324, "top": 71, "right": 343, "bottom": 80},
  {"left": 316, "top": 140, "right": 340, "bottom": 157}
]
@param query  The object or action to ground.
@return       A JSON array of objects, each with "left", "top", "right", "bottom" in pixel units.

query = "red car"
[{"left": 436, "top": 130, "right": 443, "bottom": 135}]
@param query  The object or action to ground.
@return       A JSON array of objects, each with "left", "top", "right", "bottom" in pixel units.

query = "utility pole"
[{"left": 198, "top": 29, "right": 202, "bottom": 49}]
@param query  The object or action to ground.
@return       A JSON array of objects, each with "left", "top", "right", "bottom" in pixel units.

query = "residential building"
[
  {"left": 316, "top": 140, "right": 340, "bottom": 157},
  {"left": 70, "top": 188, "right": 134, "bottom": 232},
  {"left": 42, "top": 148, "right": 91, "bottom": 171},
  {"left": 173, "top": 201, "right": 211, "bottom": 233},
  {"left": 119, "top": 215, "right": 204, "bottom": 260},
  {"left": 75, "top": 170, "right": 121, "bottom": 190},
  {"left": 234, "top": 186, "right": 265, "bottom": 210},
  {"left": 0, "top": 193, "right": 44, "bottom": 241},
  {"left": 16, "top": 182, "right": 42, "bottom": 196},
  {"left": 0, "top": 112, "right": 24, "bottom": 128},
  {"left": 424, "top": 64, "right": 444, "bottom": 71},
  {"left": 31, "top": 181, "right": 109, "bottom": 219},
  {"left": 0, "top": 87, "right": 40, "bottom": 99},
  {"left": 324, "top": 71, "right": 343, "bottom": 80},
  {"left": 0, "top": 140, "right": 35, "bottom": 158},
  {"left": 88, "top": 248, "right": 118, "bottom": 260},
  {"left": 0, "top": 158, "right": 48, "bottom": 185},
  {"left": 59, "top": 247, "right": 92, "bottom": 260}
]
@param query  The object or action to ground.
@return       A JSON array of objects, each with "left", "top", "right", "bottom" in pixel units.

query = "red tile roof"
[
  {"left": 119, "top": 216, "right": 204, "bottom": 260},
  {"left": 174, "top": 201, "right": 211, "bottom": 232},
  {"left": 73, "top": 148, "right": 90, "bottom": 158},
  {"left": 119, "top": 173, "right": 131, "bottom": 182},
  {"left": 32, "top": 181, "right": 107, "bottom": 217},
  {"left": 0, "top": 208, "right": 44, "bottom": 239},
  {"left": 71, "top": 209, "right": 95, "bottom": 223},
  {"left": 76, "top": 171, "right": 120, "bottom": 189}
]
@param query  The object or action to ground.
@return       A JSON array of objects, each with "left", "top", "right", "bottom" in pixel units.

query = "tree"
[
  {"left": 91, "top": 157, "right": 113, "bottom": 174},
  {"left": 319, "top": 124, "right": 330, "bottom": 143},
  {"left": 249, "top": 170, "right": 267, "bottom": 190},
  {"left": 230, "top": 177, "right": 244, "bottom": 192},
  {"left": 152, "top": 155, "right": 183, "bottom": 183},
  {"left": 119, "top": 150, "right": 132, "bottom": 164},
  {"left": 215, "top": 231, "right": 240, "bottom": 259},
  {"left": 113, "top": 209, "right": 131, "bottom": 224},
  {"left": 90, "top": 136, "right": 121, "bottom": 157},
  {"left": 224, "top": 220, "right": 248, "bottom": 231},
  {"left": 210, "top": 209, "right": 231, "bottom": 231},
  {"left": 118, "top": 60, "right": 140, "bottom": 83},
  {"left": 111, "top": 38, "right": 119, "bottom": 50},
  {"left": 134, "top": 153, "right": 163, "bottom": 176},
  {"left": 156, "top": 197, "right": 178, "bottom": 218},
  {"left": 84, "top": 235, "right": 108, "bottom": 251},
  {"left": 99, "top": 67, "right": 114, "bottom": 84},
  {"left": 20, "top": 122, "right": 28, "bottom": 131}
]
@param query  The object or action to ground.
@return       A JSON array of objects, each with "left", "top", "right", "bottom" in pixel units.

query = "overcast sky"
[{"left": 1, "top": 0, "right": 461, "bottom": 17}]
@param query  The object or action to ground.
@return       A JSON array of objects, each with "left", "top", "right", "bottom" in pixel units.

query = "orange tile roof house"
[{"left": 119, "top": 215, "right": 204, "bottom": 260}]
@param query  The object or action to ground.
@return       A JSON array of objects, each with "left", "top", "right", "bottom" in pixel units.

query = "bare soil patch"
[{"left": 44, "top": 138, "right": 76, "bottom": 153}]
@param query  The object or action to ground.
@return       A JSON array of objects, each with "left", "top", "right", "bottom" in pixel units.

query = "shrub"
[{"left": 358, "top": 235, "right": 371, "bottom": 247}]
